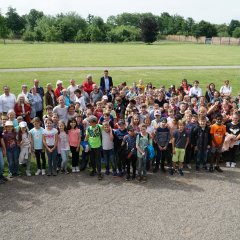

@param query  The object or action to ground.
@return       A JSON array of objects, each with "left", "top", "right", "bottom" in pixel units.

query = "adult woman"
[
  {"left": 45, "top": 83, "right": 57, "bottom": 107},
  {"left": 220, "top": 80, "right": 232, "bottom": 98},
  {"left": 181, "top": 79, "right": 191, "bottom": 95},
  {"left": 14, "top": 95, "right": 31, "bottom": 124},
  {"left": 205, "top": 83, "right": 216, "bottom": 103},
  {"left": 31, "top": 87, "right": 43, "bottom": 121}
]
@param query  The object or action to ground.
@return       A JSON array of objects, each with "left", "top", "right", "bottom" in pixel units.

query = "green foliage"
[
  {"left": 193, "top": 20, "right": 217, "bottom": 38},
  {"left": 140, "top": 15, "right": 158, "bottom": 43},
  {"left": 232, "top": 27, "right": 240, "bottom": 38},
  {"left": 0, "top": 14, "right": 9, "bottom": 43},
  {"left": 228, "top": 20, "right": 240, "bottom": 36},
  {"left": 22, "top": 28, "right": 36, "bottom": 41}
]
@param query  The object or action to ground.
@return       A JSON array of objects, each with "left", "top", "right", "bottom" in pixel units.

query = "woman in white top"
[{"left": 220, "top": 80, "right": 232, "bottom": 97}]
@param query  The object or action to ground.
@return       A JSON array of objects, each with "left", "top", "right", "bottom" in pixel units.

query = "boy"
[
  {"left": 122, "top": 125, "right": 137, "bottom": 181},
  {"left": 172, "top": 120, "right": 189, "bottom": 176},
  {"left": 209, "top": 114, "right": 226, "bottom": 172},
  {"left": 85, "top": 116, "right": 103, "bottom": 180},
  {"left": 154, "top": 117, "right": 170, "bottom": 173},
  {"left": 191, "top": 117, "right": 211, "bottom": 171}
]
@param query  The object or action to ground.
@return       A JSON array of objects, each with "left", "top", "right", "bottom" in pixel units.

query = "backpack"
[{"left": 137, "top": 133, "right": 155, "bottom": 161}]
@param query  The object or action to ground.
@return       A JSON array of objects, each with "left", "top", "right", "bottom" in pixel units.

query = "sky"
[{"left": 0, "top": 0, "right": 239, "bottom": 24}]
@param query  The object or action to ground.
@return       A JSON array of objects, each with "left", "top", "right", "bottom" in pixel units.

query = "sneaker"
[
  {"left": 178, "top": 169, "right": 184, "bottom": 176},
  {"left": 41, "top": 169, "right": 46, "bottom": 175},
  {"left": 2, "top": 176, "right": 8, "bottom": 182},
  {"left": 161, "top": 167, "right": 166, "bottom": 173},
  {"left": 215, "top": 166, "right": 223, "bottom": 173},
  {"left": 60, "top": 169, "right": 65, "bottom": 174},
  {"left": 187, "top": 164, "right": 192, "bottom": 169},
  {"left": 153, "top": 167, "right": 159, "bottom": 173},
  {"left": 142, "top": 176, "right": 147, "bottom": 182},
  {"left": 90, "top": 171, "right": 96, "bottom": 176},
  {"left": 117, "top": 172, "right": 123, "bottom": 177},
  {"left": 203, "top": 165, "right": 208, "bottom": 171},
  {"left": 26, "top": 170, "right": 31, "bottom": 177},
  {"left": 231, "top": 162, "right": 236, "bottom": 168},
  {"left": 112, "top": 172, "right": 118, "bottom": 177},
  {"left": 125, "top": 175, "right": 131, "bottom": 181},
  {"left": 209, "top": 165, "right": 214, "bottom": 173},
  {"left": 52, "top": 171, "right": 57, "bottom": 176},
  {"left": 98, "top": 174, "right": 103, "bottom": 180},
  {"left": 75, "top": 167, "right": 80, "bottom": 172},
  {"left": 131, "top": 175, "right": 136, "bottom": 180},
  {"left": 35, "top": 169, "right": 41, "bottom": 176},
  {"left": 169, "top": 168, "right": 174, "bottom": 175},
  {"left": 137, "top": 175, "right": 142, "bottom": 182},
  {"left": 72, "top": 167, "right": 76, "bottom": 173},
  {"left": 226, "top": 162, "right": 231, "bottom": 168},
  {"left": 47, "top": 172, "right": 51, "bottom": 176},
  {"left": 65, "top": 170, "right": 69, "bottom": 174},
  {"left": 105, "top": 170, "right": 110, "bottom": 176},
  {"left": 196, "top": 166, "right": 200, "bottom": 171},
  {"left": 8, "top": 172, "right": 13, "bottom": 178}
]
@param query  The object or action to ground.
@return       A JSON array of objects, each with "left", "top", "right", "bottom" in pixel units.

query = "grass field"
[{"left": 0, "top": 42, "right": 240, "bottom": 69}]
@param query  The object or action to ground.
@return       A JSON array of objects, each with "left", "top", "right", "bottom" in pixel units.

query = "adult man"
[
  {"left": 78, "top": 84, "right": 90, "bottom": 104},
  {"left": 90, "top": 84, "right": 103, "bottom": 106},
  {"left": 54, "top": 80, "right": 64, "bottom": 99},
  {"left": 67, "top": 79, "right": 78, "bottom": 103},
  {"left": 83, "top": 74, "right": 95, "bottom": 96},
  {"left": 189, "top": 80, "right": 202, "bottom": 98},
  {"left": 0, "top": 86, "right": 16, "bottom": 115},
  {"left": 100, "top": 70, "right": 113, "bottom": 94},
  {"left": 18, "top": 85, "right": 33, "bottom": 105},
  {"left": 31, "top": 79, "right": 44, "bottom": 99}
]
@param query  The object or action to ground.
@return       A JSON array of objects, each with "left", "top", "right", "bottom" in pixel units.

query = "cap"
[
  {"left": 118, "top": 120, "right": 125, "bottom": 125},
  {"left": 102, "top": 95, "right": 108, "bottom": 100},
  {"left": 5, "top": 121, "right": 13, "bottom": 126},
  {"left": 160, "top": 117, "right": 167, "bottom": 123},
  {"left": 154, "top": 110, "right": 161, "bottom": 116},
  {"left": 19, "top": 121, "right": 27, "bottom": 128},
  {"left": 127, "top": 125, "right": 134, "bottom": 131},
  {"left": 56, "top": 80, "right": 63, "bottom": 85}
]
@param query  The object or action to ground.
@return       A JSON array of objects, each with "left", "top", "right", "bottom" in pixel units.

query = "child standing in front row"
[
  {"left": 18, "top": 121, "right": 32, "bottom": 176},
  {"left": 43, "top": 118, "right": 58, "bottom": 176},
  {"left": 171, "top": 120, "right": 189, "bottom": 176}
]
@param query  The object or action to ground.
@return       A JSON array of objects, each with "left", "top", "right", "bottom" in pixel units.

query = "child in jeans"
[
  {"left": 122, "top": 125, "right": 137, "bottom": 181},
  {"left": 171, "top": 120, "right": 189, "bottom": 176},
  {"left": 136, "top": 123, "right": 152, "bottom": 182},
  {"left": 101, "top": 121, "right": 117, "bottom": 176}
]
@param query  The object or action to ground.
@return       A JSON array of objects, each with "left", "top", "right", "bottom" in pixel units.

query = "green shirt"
[{"left": 86, "top": 124, "right": 102, "bottom": 148}]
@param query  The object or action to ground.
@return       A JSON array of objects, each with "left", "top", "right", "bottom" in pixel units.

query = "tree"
[
  {"left": 0, "top": 14, "right": 9, "bottom": 43},
  {"left": 140, "top": 15, "right": 158, "bottom": 43},
  {"left": 232, "top": 27, "right": 240, "bottom": 38},
  {"left": 228, "top": 20, "right": 240, "bottom": 36},
  {"left": 25, "top": 9, "right": 44, "bottom": 30},
  {"left": 193, "top": 21, "right": 217, "bottom": 38}
]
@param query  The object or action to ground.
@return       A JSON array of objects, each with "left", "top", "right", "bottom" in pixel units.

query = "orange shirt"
[{"left": 210, "top": 124, "right": 226, "bottom": 146}]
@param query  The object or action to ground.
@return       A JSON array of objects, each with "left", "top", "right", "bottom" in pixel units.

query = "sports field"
[{"left": 0, "top": 42, "right": 240, "bottom": 96}]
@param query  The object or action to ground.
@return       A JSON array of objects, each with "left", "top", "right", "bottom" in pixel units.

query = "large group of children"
[{"left": 0, "top": 75, "right": 240, "bottom": 184}]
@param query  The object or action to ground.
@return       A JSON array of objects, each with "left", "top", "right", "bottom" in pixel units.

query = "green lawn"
[
  {"left": 0, "top": 42, "right": 240, "bottom": 68},
  {"left": 0, "top": 68, "right": 240, "bottom": 96}
]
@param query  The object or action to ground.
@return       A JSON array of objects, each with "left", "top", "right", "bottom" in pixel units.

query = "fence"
[{"left": 166, "top": 35, "right": 240, "bottom": 45}]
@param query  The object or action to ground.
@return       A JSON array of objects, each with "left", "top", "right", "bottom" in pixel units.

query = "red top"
[
  {"left": 54, "top": 87, "right": 64, "bottom": 99},
  {"left": 14, "top": 103, "right": 31, "bottom": 123},
  {"left": 83, "top": 81, "right": 95, "bottom": 95}
]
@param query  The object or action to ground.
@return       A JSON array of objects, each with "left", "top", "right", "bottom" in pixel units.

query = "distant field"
[
  {"left": 0, "top": 68, "right": 239, "bottom": 96},
  {"left": 0, "top": 42, "right": 240, "bottom": 69}
]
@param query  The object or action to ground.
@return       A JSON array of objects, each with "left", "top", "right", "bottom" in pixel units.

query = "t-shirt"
[
  {"left": 43, "top": 128, "right": 58, "bottom": 146},
  {"left": 226, "top": 122, "right": 240, "bottom": 145},
  {"left": 101, "top": 130, "right": 114, "bottom": 150},
  {"left": 58, "top": 131, "right": 70, "bottom": 151},
  {"left": 210, "top": 124, "right": 226, "bottom": 146},
  {"left": 173, "top": 130, "right": 188, "bottom": 149},
  {"left": 53, "top": 105, "right": 68, "bottom": 124},
  {"left": 136, "top": 133, "right": 152, "bottom": 158},
  {"left": 68, "top": 128, "right": 80, "bottom": 147},
  {"left": 123, "top": 134, "right": 137, "bottom": 154},
  {"left": 86, "top": 124, "right": 102, "bottom": 148},
  {"left": 29, "top": 127, "right": 44, "bottom": 150},
  {"left": 2, "top": 131, "right": 17, "bottom": 149}
]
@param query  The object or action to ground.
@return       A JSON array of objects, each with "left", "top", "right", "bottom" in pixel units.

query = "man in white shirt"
[
  {"left": 67, "top": 79, "right": 78, "bottom": 103},
  {"left": 18, "top": 85, "right": 33, "bottom": 104},
  {"left": 0, "top": 86, "right": 16, "bottom": 115},
  {"left": 189, "top": 80, "right": 202, "bottom": 98}
]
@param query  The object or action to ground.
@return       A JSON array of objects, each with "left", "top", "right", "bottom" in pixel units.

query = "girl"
[
  {"left": 43, "top": 118, "right": 58, "bottom": 176},
  {"left": 18, "top": 121, "right": 32, "bottom": 176},
  {"left": 67, "top": 118, "right": 81, "bottom": 173},
  {"left": 57, "top": 121, "right": 70, "bottom": 174},
  {"left": 29, "top": 117, "right": 46, "bottom": 175},
  {"left": 3, "top": 121, "right": 18, "bottom": 177},
  {"left": 7, "top": 110, "right": 18, "bottom": 128}
]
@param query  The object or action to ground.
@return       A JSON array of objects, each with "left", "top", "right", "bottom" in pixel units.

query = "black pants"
[
  {"left": 90, "top": 147, "right": 102, "bottom": 174},
  {"left": 70, "top": 146, "right": 79, "bottom": 167},
  {"left": 156, "top": 147, "right": 169, "bottom": 168},
  {"left": 116, "top": 148, "right": 127, "bottom": 173},
  {"left": 35, "top": 149, "right": 46, "bottom": 169},
  {"left": 228, "top": 145, "right": 239, "bottom": 163},
  {"left": 126, "top": 154, "right": 137, "bottom": 176}
]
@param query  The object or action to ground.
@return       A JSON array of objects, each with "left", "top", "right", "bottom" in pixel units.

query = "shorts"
[{"left": 172, "top": 148, "right": 185, "bottom": 163}]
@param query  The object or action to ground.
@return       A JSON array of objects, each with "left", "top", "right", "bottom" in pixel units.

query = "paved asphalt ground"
[{"left": 1, "top": 167, "right": 240, "bottom": 240}]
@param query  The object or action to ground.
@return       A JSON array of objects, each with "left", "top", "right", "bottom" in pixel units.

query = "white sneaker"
[
  {"left": 187, "top": 164, "right": 192, "bottom": 169},
  {"left": 76, "top": 167, "right": 80, "bottom": 172},
  {"left": 26, "top": 170, "right": 31, "bottom": 177},
  {"left": 42, "top": 169, "right": 46, "bottom": 175},
  {"left": 231, "top": 162, "right": 236, "bottom": 168},
  {"left": 226, "top": 162, "right": 231, "bottom": 168},
  {"left": 72, "top": 167, "right": 76, "bottom": 173},
  {"left": 35, "top": 169, "right": 41, "bottom": 176}
]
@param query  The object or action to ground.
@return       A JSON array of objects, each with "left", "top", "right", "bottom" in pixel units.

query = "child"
[
  {"left": 122, "top": 125, "right": 137, "bottom": 181},
  {"left": 7, "top": 110, "right": 18, "bottom": 128},
  {"left": 43, "top": 118, "right": 58, "bottom": 176},
  {"left": 101, "top": 121, "right": 117, "bottom": 176},
  {"left": 67, "top": 118, "right": 81, "bottom": 173},
  {"left": 191, "top": 118, "right": 211, "bottom": 171},
  {"left": 94, "top": 101, "right": 104, "bottom": 120},
  {"left": 57, "top": 121, "right": 70, "bottom": 174},
  {"left": 136, "top": 123, "right": 152, "bottom": 182},
  {"left": 209, "top": 114, "right": 226, "bottom": 172},
  {"left": 171, "top": 121, "right": 189, "bottom": 176},
  {"left": 2, "top": 121, "right": 18, "bottom": 177},
  {"left": 85, "top": 116, "right": 103, "bottom": 180},
  {"left": 154, "top": 117, "right": 170, "bottom": 173},
  {"left": 43, "top": 105, "right": 54, "bottom": 122},
  {"left": 0, "top": 130, "right": 7, "bottom": 183},
  {"left": 29, "top": 117, "right": 46, "bottom": 175}
]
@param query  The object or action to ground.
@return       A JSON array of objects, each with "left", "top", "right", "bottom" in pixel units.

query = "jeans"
[
  {"left": 116, "top": 147, "right": 127, "bottom": 173},
  {"left": 126, "top": 154, "right": 137, "bottom": 176},
  {"left": 90, "top": 147, "right": 102, "bottom": 174},
  {"left": 103, "top": 149, "right": 116, "bottom": 173},
  {"left": 46, "top": 147, "right": 57, "bottom": 174},
  {"left": 7, "top": 147, "right": 19, "bottom": 176},
  {"left": 0, "top": 148, "right": 4, "bottom": 178},
  {"left": 70, "top": 146, "right": 79, "bottom": 167},
  {"left": 34, "top": 149, "right": 46, "bottom": 170},
  {"left": 61, "top": 150, "right": 69, "bottom": 170},
  {"left": 196, "top": 151, "right": 208, "bottom": 167},
  {"left": 137, "top": 156, "right": 147, "bottom": 177}
]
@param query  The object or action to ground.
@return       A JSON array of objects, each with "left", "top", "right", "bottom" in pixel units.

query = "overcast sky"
[{"left": 0, "top": 0, "right": 239, "bottom": 24}]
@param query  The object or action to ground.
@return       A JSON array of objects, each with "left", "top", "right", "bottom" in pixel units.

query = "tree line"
[{"left": 0, "top": 7, "right": 240, "bottom": 43}]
